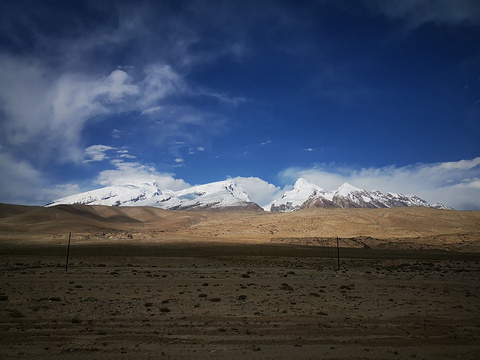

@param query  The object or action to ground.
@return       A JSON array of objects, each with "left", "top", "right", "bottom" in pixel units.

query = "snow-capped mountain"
[
  {"left": 265, "top": 178, "right": 451, "bottom": 211},
  {"left": 45, "top": 182, "right": 163, "bottom": 207},
  {"left": 46, "top": 177, "right": 451, "bottom": 211},
  {"left": 46, "top": 180, "right": 261, "bottom": 210},
  {"left": 144, "top": 181, "right": 260, "bottom": 210},
  {"left": 266, "top": 178, "right": 334, "bottom": 212}
]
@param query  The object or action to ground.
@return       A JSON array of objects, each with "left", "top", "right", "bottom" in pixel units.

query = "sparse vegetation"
[
  {"left": 281, "top": 283, "right": 294, "bottom": 291},
  {"left": 8, "top": 309, "right": 24, "bottom": 318},
  {"left": 0, "top": 203, "right": 478, "bottom": 359}
]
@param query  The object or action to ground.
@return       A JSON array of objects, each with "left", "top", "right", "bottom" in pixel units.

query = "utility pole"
[
  {"left": 65, "top": 232, "right": 72, "bottom": 271},
  {"left": 336, "top": 236, "right": 340, "bottom": 271}
]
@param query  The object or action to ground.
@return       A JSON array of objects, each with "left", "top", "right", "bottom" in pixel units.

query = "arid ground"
[{"left": 1, "top": 204, "right": 479, "bottom": 359}]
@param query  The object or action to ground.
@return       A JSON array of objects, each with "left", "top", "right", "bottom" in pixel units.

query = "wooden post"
[
  {"left": 336, "top": 236, "right": 340, "bottom": 271},
  {"left": 65, "top": 232, "right": 71, "bottom": 271}
]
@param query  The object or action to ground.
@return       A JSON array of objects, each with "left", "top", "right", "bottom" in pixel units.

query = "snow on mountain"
[
  {"left": 46, "top": 180, "right": 261, "bottom": 210},
  {"left": 329, "top": 183, "right": 395, "bottom": 209},
  {"left": 267, "top": 179, "right": 452, "bottom": 212},
  {"left": 430, "top": 202, "right": 452, "bottom": 210},
  {"left": 46, "top": 178, "right": 451, "bottom": 211},
  {"left": 138, "top": 180, "right": 258, "bottom": 210},
  {"left": 264, "top": 178, "right": 329, "bottom": 212},
  {"left": 45, "top": 182, "right": 163, "bottom": 207},
  {"left": 336, "top": 183, "right": 364, "bottom": 197}
]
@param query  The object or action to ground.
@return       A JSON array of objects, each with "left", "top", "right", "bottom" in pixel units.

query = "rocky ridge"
[{"left": 266, "top": 178, "right": 451, "bottom": 212}]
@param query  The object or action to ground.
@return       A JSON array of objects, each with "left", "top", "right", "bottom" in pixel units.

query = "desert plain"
[{"left": 0, "top": 203, "right": 479, "bottom": 359}]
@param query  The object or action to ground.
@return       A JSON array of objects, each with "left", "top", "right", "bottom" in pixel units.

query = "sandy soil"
[
  {"left": 0, "top": 251, "right": 479, "bottom": 359},
  {"left": 0, "top": 204, "right": 479, "bottom": 359}
]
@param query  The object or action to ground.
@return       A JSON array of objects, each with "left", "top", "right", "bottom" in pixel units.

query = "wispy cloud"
[
  {"left": 95, "top": 159, "right": 189, "bottom": 190},
  {"left": 84, "top": 145, "right": 115, "bottom": 162},
  {"left": 0, "top": 152, "right": 45, "bottom": 204},
  {"left": 365, "top": 0, "right": 480, "bottom": 28},
  {"left": 142, "top": 105, "right": 228, "bottom": 146},
  {"left": 0, "top": 151, "right": 80, "bottom": 205},
  {"left": 0, "top": 54, "right": 222, "bottom": 166},
  {"left": 141, "top": 106, "right": 162, "bottom": 115},
  {"left": 279, "top": 158, "right": 480, "bottom": 210},
  {"left": 119, "top": 153, "right": 136, "bottom": 159},
  {"left": 138, "top": 64, "right": 186, "bottom": 107},
  {"left": 0, "top": 57, "right": 140, "bottom": 162},
  {"left": 111, "top": 129, "right": 124, "bottom": 139},
  {"left": 198, "top": 88, "right": 247, "bottom": 106},
  {"left": 261, "top": 140, "right": 272, "bottom": 146}
]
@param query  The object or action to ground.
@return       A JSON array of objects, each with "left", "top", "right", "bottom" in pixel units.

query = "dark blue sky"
[{"left": 0, "top": 0, "right": 479, "bottom": 209}]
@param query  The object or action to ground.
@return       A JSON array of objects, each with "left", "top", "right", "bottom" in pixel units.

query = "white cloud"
[
  {"left": 279, "top": 157, "right": 480, "bottom": 210},
  {"left": 141, "top": 106, "right": 162, "bottom": 115},
  {"left": 366, "top": 0, "right": 480, "bottom": 28},
  {"left": 0, "top": 56, "right": 140, "bottom": 162},
  {"left": 174, "top": 158, "right": 184, "bottom": 163},
  {"left": 437, "top": 158, "right": 480, "bottom": 170},
  {"left": 230, "top": 176, "right": 283, "bottom": 207},
  {"left": 42, "top": 184, "right": 82, "bottom": 204},
  {"left": 304, "top": 148, "right": 314, "bottom": 152},
  {"left": 139, "top": 64, "right": 186, "bottom": 107},
  {"left": 119, "top": 153, "right": 136, "bottom": 159},
  {"left": 50, "top": 70, "right": 139, "bottom": 160},
  {"left": 261, "top": 140, "right": 272, "bottom": 146},
  {"left": 0, "top": 152, "right": 44, "bottom": 204},
  {"left": 95, "top": 159, "right": 190, "bottom": 191},
  {"left": 0, "top": 56, "right": 195, "bottom": 164},
  {"left": 0, "top": 152, "right": 81, "bottom": 205},
  {"left": 197, "top": 147, "right": 205, "bottom": 151},
  {"left": 143, "top": 104, "right": 228, "bottom": 146},
  {"left": 199, "top": 89, "right": 247, "bottom": 106},
  {"left": 84, "top": 145, "right": 115, "bottom": 162},
  {"left": 111, "top": 129, "right": 124, "bottom": 139}
]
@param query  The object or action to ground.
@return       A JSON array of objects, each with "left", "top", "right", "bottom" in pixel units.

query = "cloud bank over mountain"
[{"left": 280, "top": 158, "right": 480, "bottom": 210}]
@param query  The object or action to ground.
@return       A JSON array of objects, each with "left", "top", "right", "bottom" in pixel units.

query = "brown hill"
[
  {"left": 0, "top": 203, "right": 39, "bottom": 218},
  {"left": 0, "top": 203, "right": 479, "bottom": 251},
  {"left": 0, "top": 203, "right": 202, "bottom": 233}
]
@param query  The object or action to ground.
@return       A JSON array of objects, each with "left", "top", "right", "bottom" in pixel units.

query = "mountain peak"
[
  {"left": 47, "top": 179, "right": 259, "bottom": 210},
  {"left": 268, "top": 181, "right": 450, "bottom": 211},
  {"left": 265, "top": 178, "right": 326, "bottom": 212},
  {"left": 46, "top": 178, "right": 451, "bottom": 212},
  {"left": 294, "top": 178, "right": 312, "bottom": 187},
  {"left": 336, "top": 183, "right": 363, "bottom": 196},
  {"left": 292, "top": 178, "right": 325, "bottom": 192}
]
